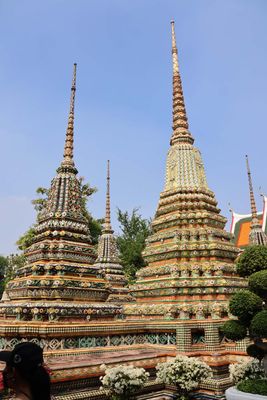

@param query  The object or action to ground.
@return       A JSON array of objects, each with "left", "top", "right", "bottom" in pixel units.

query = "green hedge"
[
  {"left": 229, "top": 290, "right": 262, "bottom": 324},
  {"left": 237, "top": 379, "right": 267, "bottom": 395},
  {"left": 222, "top": 320, "right": 247, "bottom": 341},
  {"left": 249, "top": 270, "right": 267, "bottom": 299},
  {"left": 237, "top": 245, "right": 267, "bottom": 277},
  {"left": 250, "top": 310, "right": 267, "bottom": 338}
]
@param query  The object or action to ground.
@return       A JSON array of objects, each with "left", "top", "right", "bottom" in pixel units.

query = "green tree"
[
  {"left": 222, "top": 245, "right": 267, "bottom": 369},
  {"left": 17, "top": 178, "right": 103, "bottom": 249},
  {"left": 117, "top": 208, "right": 151, "bottom": 283},
  {"left": 16, "top": 227, "right": 36, "bottom": 251},
  {"left": 0, "top": 256, "right": 8, "bottom": 296},
  {"left": 0, "top": 255, "right": 25, "bottom": 294},
  {"left": 236, "top": 245, "right": 267, "bottom": 277},
  {"left": 5, "top": 254, "right": 26, "bottom": 284}
]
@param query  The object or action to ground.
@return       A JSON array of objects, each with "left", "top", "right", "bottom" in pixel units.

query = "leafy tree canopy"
[
  {"left": 5, "top": 254, "right": 26, "bottom": 284},
  {"left": 16, "top": 227, "right": 36, "bottom": 251},
  {"left": 0, "top": 254, "right": 25, "bottom": 295},
  {"left": 222, "top": 320, "right": 247, "bottom": 341},
  {"left": 223, "top": 245, "right": 267, "bottom": 353},
  {"left": 236, "top": 245, "right": 267, "bottom": 277},
  {"left": 249, "top": 270, "right": 267, "bottom": 300},
  {"left": 117, "top": 208, "right": 151, "bottom": 283},
  {"left": 229, "top": 290, "right": 263, "bottom": 325},
  {"left": 0, "top": 256, "right": 8, "bottom": 276},
  {"left": 0, "top": 256, "right": 8, "bottom": 296}
]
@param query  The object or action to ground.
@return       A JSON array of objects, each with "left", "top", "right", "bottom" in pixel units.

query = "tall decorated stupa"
[
  {"left": 0, "top": 64, "right": 122, "bottom": 342},
  {"left": 129, "top": 21, "right": 245, "bottom": 316},
  {"left": 124, "top": 21, "right": 248, "bottom": 397}
]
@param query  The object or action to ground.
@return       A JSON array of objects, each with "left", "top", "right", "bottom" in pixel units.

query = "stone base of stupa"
[{"left": 0, "top": 317, "right": 248, "bottom": 400}]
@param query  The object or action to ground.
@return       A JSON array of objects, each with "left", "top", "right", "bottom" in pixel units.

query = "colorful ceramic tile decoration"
[
  {"left": 0, "top": 22, "right": 252, "bottom": 400},
  {"left": 94, "top": 160, "right": 133, "bottom": 303}
]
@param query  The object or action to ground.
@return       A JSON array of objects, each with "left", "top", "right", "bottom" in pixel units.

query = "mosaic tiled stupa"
[
  {"left": 129, "top": 21, "right": 246, "bottom": 318},
  {"left": 0, "top": 63, "right": 122, "bottom": 338},
  {"left": 123, "top": 21, "right": 248, "bottom": 398},
  {"left": 94, "top": 160, "right": 132, "bottom": 302}
]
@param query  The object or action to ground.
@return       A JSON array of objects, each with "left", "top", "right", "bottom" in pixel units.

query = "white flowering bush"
[
  {"left": 156, "top": 356, "right": 212, "bottom": 399},
  {"left": 229, "top": 358, "right": 265, "bottom": 384},
  {"left": 100, "top": 364, "right": 149, "bottom": 400}
]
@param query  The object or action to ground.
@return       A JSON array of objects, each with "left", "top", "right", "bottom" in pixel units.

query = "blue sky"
[{"left": 0, "top": 0, "right": 267, "bottom": 255}]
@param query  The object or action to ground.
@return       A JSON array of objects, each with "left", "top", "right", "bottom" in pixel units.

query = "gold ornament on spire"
[
  {"left": 170, "top": 21, "right": 193, "bottom": 146},
  {"left": 104, "top": 160, "right": 112, "bottom": 232},
  {"left": 171, "top": 20, "right": 179, "bottom": 75},
  {"left": 246, "top": 155, "right": 258, "bottom": 221},
  {"left": 62, "top": 63, "right": 77, "bottom": 167}
]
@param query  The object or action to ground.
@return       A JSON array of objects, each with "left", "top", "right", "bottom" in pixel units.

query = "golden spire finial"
[
  {"left": 62, "top": 63, "right": 77, "bottom": 167},
  {"left": 171, "top": 20, "right": 179, "bottom": 75},
  {"left": 170, "top": 21, "right": 193, "bottom": 146},
  {"left": 104, "top": 160, "right": 112, "bottom": 232},
  {"left": 246, "top": 155, "right": 258, "bottom": 221}
]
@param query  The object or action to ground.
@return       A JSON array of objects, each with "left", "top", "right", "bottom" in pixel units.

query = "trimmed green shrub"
[
  {"left": 237, "top": 379, "right": 267, "bottom": 396},
  {"left": 222, "top": 320, "right": 247, "bottom": 341},
  {"left": 236, "top": 245, "right": 267, "bottom": 277},
  {"left": 250, "top": 310, "right": 267, "bottom": 338},
  {"left": 249, "top": 270, "right": 267, "bottom": 299},
  {"left": 229, "top": 290, "right": 262, "bottom": 324},
  {"left": 246, "top": 343, "right": 265, "bottom": 360}
]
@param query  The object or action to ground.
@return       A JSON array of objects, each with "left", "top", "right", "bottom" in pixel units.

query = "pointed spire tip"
[
  {"left": 104, "top": 159, "right": 112, "bottom": 231},
  {"left": 61, "top": 63, "right": 77, "bottom": 168}
]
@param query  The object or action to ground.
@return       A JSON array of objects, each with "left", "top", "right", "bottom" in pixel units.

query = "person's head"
[{"left": 0, "top": 342, "right": 51, "bottom": 400}]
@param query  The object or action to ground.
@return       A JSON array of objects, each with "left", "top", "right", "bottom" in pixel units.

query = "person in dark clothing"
[{"left": 0, "top": 342, "right": 51, "bottom": 400}]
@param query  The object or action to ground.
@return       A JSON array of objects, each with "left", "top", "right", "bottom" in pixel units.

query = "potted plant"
[
  {"left": 156, "top": 355, "right": 212, "bottom": 400},
  {"left": 100, "top": 364, "right": 149, "bottom": 400},
  {"left": 226, "top": 358, "right": 267, "bottom": 399},
  {"left": 222, "top": 245, "right": 267, "bottom": 399}
]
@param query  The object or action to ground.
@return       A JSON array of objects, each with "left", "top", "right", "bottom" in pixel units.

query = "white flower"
[
  {"left": 100, "top": 365, "right": 149, "bottom": 395},
  {"left": 156, "top": 355, "right": 212, "bottom": 393},
  {"left": 229, "top": 359, "right": 265, "bottom": 384}
]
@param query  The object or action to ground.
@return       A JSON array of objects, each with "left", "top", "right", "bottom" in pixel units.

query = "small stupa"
[
  {"left": 245, "top": 155, "right": 267, "bottom": 245},
  {"left": 94, "top": 160, "right": 133, "bottom": 302}
]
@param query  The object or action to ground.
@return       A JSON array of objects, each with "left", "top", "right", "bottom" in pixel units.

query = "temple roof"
[{"left": 230, "top": 196, "right": 267, "bottom": 248}]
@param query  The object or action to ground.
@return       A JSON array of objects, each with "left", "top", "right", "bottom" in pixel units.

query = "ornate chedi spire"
[
  {"left": 94, "top": 161, "right": 132, "bottom": 303},
  {"left": 170, "top": 21, "right": 194, "bottom": 146},
  {"left": 0, "top": 64, "right": 120, "bottom": 324},
  {"left": 166, "top": 22, "right": 208, "bottom": 191},
  {"left": 246, "top": 155, "right": 267, "bottom": 245},
  {"left": 128, "top": 21, "right": 245, "bottom": 321},
  {"left": 61, "top": 63, "right": 77, "bottom": 169},
  {"left": 104, "top": 160, "right": 112, "bottom": 232}
]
